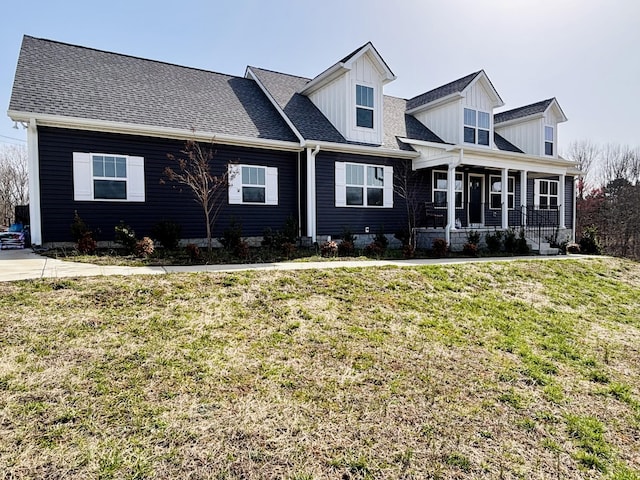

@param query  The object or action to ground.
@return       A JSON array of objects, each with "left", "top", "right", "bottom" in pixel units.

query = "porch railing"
[{"left": 521, "top": 205, "right": 561, "bottom": 248}]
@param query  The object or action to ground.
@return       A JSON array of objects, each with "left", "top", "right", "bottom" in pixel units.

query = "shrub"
[
  {"left": 566, "top": 242, "right": 581, "bottom": 254},
  {"left": 403, "top": 244, "right": 416, "bottom": 259},
  {"left": 234, "top": 240, "right": 250, "bottom": 259},
  {"left": 186, "top": 243, "right": 201, "bottom": 262},
  {"left": 373, "top": 229, "right": 389, "bottom": 251},
  {"left": 282, "top": 215, "right": 299, "bottom": 244},
  {"left": 70, "top": 211, "right": 90, "bottom": 241},
  {"left": 262, "top": 216, "right": 299, "bottom": 250},
  {"left": 320, "top": 240, "right": 338, "bottom": 257},
  {"left": 114, "top": 222, "right": 137, "bottom": 254},
  {"left": 485, "top": 230, "right": 503, "bottom": 253},
  {"left": 432, "top": 238, "right": 448, "bottom": 257},
  {"left": 580, "top": 227, "right": 602, "bottom": 254},
  {"left": 77, "top": 232, "right": 97, "bottom": 254},
  {"left": 394, "top": 228, "right": 411, "bottom": 247},
  {"left": 281, "top": 242, "right": 296, "bottom": 259},
  {"left": 152, "top": 220, "right": 182, "bottom": 250},
  {"left": 516, "top": 228, "right": 530, "bottom": 254},
  {"left": 338, "top": 240, "right": 355, "bottom": 257},
  {"left": 466, "top": 230, "right": 480, "bottom": 245},
  {"left": 134, "top": 237, "right": 155, "bottom": 258},
  {"left": 341, "top": 227, "right": 357, "bottom": 244},
  {"left": 462, "top": 242, "right": 479, "bottom": 257},
  {"left": 220, "top": 218, "right": 243, "bottom": 252},
  {"left": 364, "top": 241, "right": 384, "bottom": 258},
  {"left": 504, "top": 228, "right": 517, "bottom": 254}
]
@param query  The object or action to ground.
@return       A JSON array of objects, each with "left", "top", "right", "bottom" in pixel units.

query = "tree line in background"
[
  {"left": 567, "top": 140, "right": 640, "bottom": 260},
  {"left": 0, "top": 145, "right": 28, "bottom": 227}
]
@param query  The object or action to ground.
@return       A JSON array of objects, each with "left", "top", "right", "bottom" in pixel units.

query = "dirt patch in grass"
[{"left": 1, "top": 258, "right": 639, "bottom": 478}]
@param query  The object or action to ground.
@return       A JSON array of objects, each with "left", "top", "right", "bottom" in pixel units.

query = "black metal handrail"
[{"left": 521, "top": 205, "right": 561, "bottom": 248}]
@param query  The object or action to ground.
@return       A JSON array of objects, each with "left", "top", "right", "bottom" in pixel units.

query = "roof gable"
[
  {"left": 494, "top": 98, "right": 567, "bottom": 125},
  {"left": 299, "top": 42, "right": 396, "bottom": 96}
]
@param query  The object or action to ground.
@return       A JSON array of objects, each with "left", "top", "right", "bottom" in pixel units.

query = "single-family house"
[{"left": 8, "top": 36, "right": 577, "bottom": 250}]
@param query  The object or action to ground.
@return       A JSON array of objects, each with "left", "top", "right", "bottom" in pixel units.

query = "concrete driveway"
[{"left": 0, "top": 247, "right": 580, "bottom": 283}]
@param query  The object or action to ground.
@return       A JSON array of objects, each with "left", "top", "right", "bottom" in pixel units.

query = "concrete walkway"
[{"left": 0, "top": 247, "right": 582, "bottom": 282}]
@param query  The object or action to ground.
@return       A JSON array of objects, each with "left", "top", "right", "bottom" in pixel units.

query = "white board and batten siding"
[
  {"left": 414, "top": 101, "right": 460, "bottom": 144},
  {"left": 495, "top": 118, "right": 543, "bottom": 156},
  {"left": 308, "top": 52, "right": 384, "bottom": 145},
  {"left": 463, "top": 81, "right": 495, "bottom": 112}
]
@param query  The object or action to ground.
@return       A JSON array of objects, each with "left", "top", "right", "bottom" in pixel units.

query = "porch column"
[
  {"left": 501, "top": 168, "right": 509, "bottom": 229},
  {"left": 447, "top": 163, "right": 456, "bottom": 230},
  {"left": 27, "top": 119, "right": 42, "bottom": 246},
  {"left": 520, "top": 170, "right": 528, "bottom": 227},
  {"left": 559, "top": 173, "right": 566, "bottom": 229}
]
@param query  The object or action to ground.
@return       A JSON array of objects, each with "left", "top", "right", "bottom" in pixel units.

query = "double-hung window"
[
  {"left": 335, "top": 162, "right": 393, "bottom": 208},
  {"left": 535, "top": 179, "right": 559, "bottom": 210},
  {"left": 544, "top": 126, "right": 554, "bottom": 156},
  {"left": 356, "top": 84, "right": 374, "bottom": 129},
  {"left": 228, "top": 164, "right": 278, "bottom": 205},
  {"left": 433, "top": 171, "right": 463, "bottom": 208},
  {"left": 464, "top": 108, "right": 490, "bottom": 146},
  {"left": 489, "top": 175, "right": 515, "bottom": 209},
  {"left": 73, "top": 152, "right": 145, "bottom": 202}
]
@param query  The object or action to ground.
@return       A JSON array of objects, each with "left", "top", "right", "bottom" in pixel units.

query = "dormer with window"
[
  {"left": 299, "top": 42, "right": 396, "bottom": 145},
  {"left": 405, "top": 70, "right": 504, "bottom": 147},
  {"left": 494, "top": 98, "right": 567, "bottom": 158}
]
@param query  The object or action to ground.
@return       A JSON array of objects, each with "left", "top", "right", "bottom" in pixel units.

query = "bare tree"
[
  {"left": 0, "top": 145, "right": 29, "bottom": 226},
  {"left": 566, "top": 139, "right": 600, "bottom": 199},
  {"left": 394, "top": 161, "right": 423, "bottom": 247},
  {"left": 163, "top": 140, "right": 231, "bottom": 252}
]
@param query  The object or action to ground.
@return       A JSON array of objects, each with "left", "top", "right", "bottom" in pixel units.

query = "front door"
[{"left": 469, "top": 175, "right": 483, "bottom": 225}]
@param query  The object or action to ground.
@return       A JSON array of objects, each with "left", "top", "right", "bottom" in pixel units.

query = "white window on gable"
[
  {"left": 335, "top": 162, "right": 393, "bottom": 208},
  {"left": 228, "top": 164, "right": 278, "bottom": 205},
  {"left": 432, "top": 171, "right": 463, "bottom": 209},
  {"left": 356, "top": 84, "right": 374, "bottom": 129},
  {"left": 464, "top": 108, "right": 490, "bottom": 146},
  {"left": 535, "top": 179, "right": 559, "bottom": 210},
  {"left": 489, "top": 175, "right": 515, "bottom": 209},
  {"left": 545, "top": 126, "right": 554, "bottom": 156},
  {"left": 73, "top": 152, "right": 145, "bottom": 202}
]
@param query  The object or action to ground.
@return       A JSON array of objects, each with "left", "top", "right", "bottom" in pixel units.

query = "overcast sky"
[{"left": 1, "top": 0, "right": 638, "bottom": 153}]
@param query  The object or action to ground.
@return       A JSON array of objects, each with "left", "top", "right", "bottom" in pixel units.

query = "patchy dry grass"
[{"left": 0, "top": 257, "right": 639, "bottom": 479}]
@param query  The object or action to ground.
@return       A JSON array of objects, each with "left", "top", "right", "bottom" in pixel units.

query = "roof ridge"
[
  {"left": 22, "top": 35, "right": 250, "bottom": 81},
  {"left": 248, "top": 66, "right": 311, "bottom": 82}
]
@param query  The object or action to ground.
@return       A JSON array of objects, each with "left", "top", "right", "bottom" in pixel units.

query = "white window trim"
[
  {"left": 73, "top": 152, "right": 145, "bottom": 202},
  {"left": 463, "top": 108, "right": 491, "bottom": 147},
  {"left": 335, "top": 162, "right": 393, "bottom": 208},
  {"left": 544, "top": 126, "right": 554, "bottom": 156},
  {"left": 432, "top": 170, "right": 463, "bottom": 209},
  {"left": 489, "top": 175, "right": 515, "bottom": 210},
  {"left": 355, "top": 83, "right": 375, "bottom": 131},
  {"left": 228, "top": 164, "right": 278, "bottom": 205},
  {"left": 534, "top": 179, "right": 559, "bottom": 210}
]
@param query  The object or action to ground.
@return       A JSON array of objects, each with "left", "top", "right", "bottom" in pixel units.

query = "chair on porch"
[{"left": 424, "top": 202, "right": 445, "bottom": 228}]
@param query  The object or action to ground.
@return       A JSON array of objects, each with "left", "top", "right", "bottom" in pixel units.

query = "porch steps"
[{"left": 527, "top": 240, "right": 560, "bottom": 256}]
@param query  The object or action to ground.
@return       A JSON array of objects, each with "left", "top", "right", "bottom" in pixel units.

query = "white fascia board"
[
  {"left": 460, "top": 143, "right": 577, "bottom": 169},
  {"left": 461, "top": 154, "right": 568, "bottom": 175},
  {"left": 494, "top": 113, "right": 545, "bottom": 128},
  {"left": 546, "top": 99, "right": 568, "bottom": 123},
  {"left": 245, "top": 67, "right": 305, "bottom": 146},
  {"left": 305, "top": 140, "right": 418, "bottom": 159},
  {"left": 463, "top": 71, "right": 505, "bottom": 108},
  {"left": 344, "top": 45, "right": 396, "bottom": 84},
  {"left": 412, "top": 153, "right": 458, "bottom": 170},
  {"left": 405, "top": 93, "right": 462, "bottom": 115},
  {"left": 397, "top": 137, "right": 456, "bottom": 151},
  {"left": 8, "top": 111, "right": 304, "bottom": 152},
  {"left": 298, "top": 63, "right": 350, "bottom": 95}
]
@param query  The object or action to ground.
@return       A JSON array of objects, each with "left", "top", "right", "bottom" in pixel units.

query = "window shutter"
[
  {"left": 335, "top": 162, "right": 346, "bottom": 207},
  {"left": 383, "top": 165, "right": 394, "bottom": 208},
  {"left": 127, "top": 156, "right": 146, "bottom": 202},
  {"left": 228, "top": 164, "right": 242, "bottom": 204},
  {"left": 73, "top": 152, "right": 93, "bottom": 201},
  {"left": 265, "top": 167, "right": 278, "bottom": 205}
]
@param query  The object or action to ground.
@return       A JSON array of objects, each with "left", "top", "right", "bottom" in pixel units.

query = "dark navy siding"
[
  {"left": 314, "top": 152, "right": 430, "bottom": 237},
  {"left": 565, "top": 176, "right": 574, "bottom": 228},
  {"left": 37, "top": 127, "right": 298, "bottom": 243}
]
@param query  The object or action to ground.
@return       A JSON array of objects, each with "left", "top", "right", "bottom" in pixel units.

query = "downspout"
[{"left": 306, "top": 145, "right": 320, "bottom": 243}]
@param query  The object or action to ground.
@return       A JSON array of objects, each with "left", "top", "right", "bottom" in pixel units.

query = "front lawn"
[{"left": 1, "top": 258, "right": 639, "bottom": 478}]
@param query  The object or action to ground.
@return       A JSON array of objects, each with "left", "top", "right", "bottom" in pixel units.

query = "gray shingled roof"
[
  {"left": 250, "top": 67, "right": 444, "bottom": 151},
  {"left": 9, "top": 36, "right": 299, "bottom": 143},
  {"left": 494, "top": 132, "right": 524, "bottom": 153},
  {"left": 406, "top": 71, "right": 482, "bottom": 111},
  {"left": 494, "top": 98, "right": 554, "bottom": 124}
]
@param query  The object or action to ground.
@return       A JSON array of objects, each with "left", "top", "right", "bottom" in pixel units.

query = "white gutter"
[
  {"left": 7, "top": 111, "right": 304, "bottom": 152},
  {"left": 304, "top": 140, "right": 418, "bottom": 159}
]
